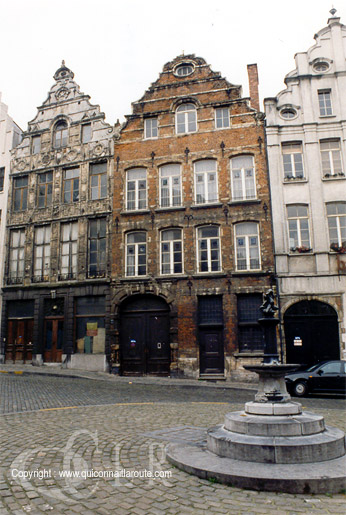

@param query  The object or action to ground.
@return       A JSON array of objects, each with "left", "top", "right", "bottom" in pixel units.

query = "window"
[
  {"left": 33, "top": 225, "right": 51, "bottom": 281},
  {"left": 9, "top": 229, "right": 25, "bottom": 283},
  {"left": 194, "top": 160, "right": 218, "bottom": 204},
  {"left": 90, "top": 162, "right": 107, "bottom": 200},
  {"left": 230, "top": 155, "right": 256, "bottom": 200},
  {"left": 37, "top": 172, "right": 53, "bottom": 208},
  {"left": 197, "top": 226, "right": 221, "bottom": 273},
  {"left": 280, "top": 108, "right": 297, "bottom": 119},
  {"left": 313, "top": 61, "right": 330, "bottom": 72},
  {"left": 287, "top": 205, "right": 311, "bottom": 250},
  {"left": 176, "top": 103, "right": 197, "bottom": 134},
  {"left": 282, "top": 143, "right": 304, "bottom": 179},
  {"left": 235, "top": 223, "right": 260, "bottom": 271},
  {"left": 81, "top": 123, "right": 91, "bottom": 143},
  {"left": 161, "top": 229, "right": 183, "bottom": 274},
  {"left": 320, "top": 140, "right": 343, "bottom": 176},
  {"left": 0, "top": 167, "right": 4, "bottom": 192},
  {"left": 215, "top": 107, "right": 230, "bottom": 128},
  {"left": 175, "top": 64, "right": 194, "bottom": 77},
  {"left": 75, "top": 297, "right": 106, "bottom": 354},
  {"left": 144, "top": 118, "right": 158, "bottom": 139},
  {"left": 327, "top": 202, "right": 346, "bottom": 249},
  {"left": 13, "top": 176, "right": 28, "bottom": 211},
  {"left": 126, "top": 168, "right": 147, "bottom": 210},
  {"left": 88, "top": 218, "right": 106, "bottom": 278},
  {"left": 237, "top": 294, "right": 264, "bottom": 352},
  {"left": 60, "top": 222, "right": 78, "bottom": 280},
  {"left": 53, "top": 120, "right": 68, "bottom": 148},
  {"left": 63, "top": 167, "right": 79, "bottom": 203},
  {"left": 126, "top": 232, "right": 147, "bottom": 277},
  {"left": 160, "top": 164, "right": 181, "bottom": 207},
  {"left": 318, "top": 90, "right": 332, "bottom": 116},
  {"left": 198, "top": 296, "right": 223, "bottom": 324},
  {"left": 31, "top": 136, "right": 41, "bottom": 155}
]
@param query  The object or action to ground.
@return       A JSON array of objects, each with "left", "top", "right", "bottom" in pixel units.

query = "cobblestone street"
[{"left": 0, "top": 371, "right": 345, "bottom": 514}]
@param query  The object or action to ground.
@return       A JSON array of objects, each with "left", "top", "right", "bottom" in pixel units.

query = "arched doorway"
[
  {"left": 119, "top": 295, "right": 170, "bottom": 376},
  {"left": 284, "top": 300, "right": 340, "bottom": 366}
]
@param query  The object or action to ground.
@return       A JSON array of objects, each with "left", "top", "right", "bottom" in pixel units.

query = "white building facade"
[
  {"left": 265, "top": 12, "right": 346, "bottom": 366},
  {"left": 0, "top": 94, "right": 22, "bottom": 361}
]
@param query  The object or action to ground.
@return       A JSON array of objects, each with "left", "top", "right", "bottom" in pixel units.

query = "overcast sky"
[{"left": 1, "top": 0, "right": 345, "bottom": 130}]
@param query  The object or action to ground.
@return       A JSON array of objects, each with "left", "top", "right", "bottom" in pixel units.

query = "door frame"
[{"left": 43, "top": 317, "right": 64, "bottom": 362}]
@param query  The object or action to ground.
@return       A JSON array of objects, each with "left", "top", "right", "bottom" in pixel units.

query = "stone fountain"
[{"left": 166, "top": 290, "right": 346, "bottom": 493}]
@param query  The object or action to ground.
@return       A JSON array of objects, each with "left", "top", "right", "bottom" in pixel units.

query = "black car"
[{"left": 285, "top": 360, "right": 346, "bottom": 397}]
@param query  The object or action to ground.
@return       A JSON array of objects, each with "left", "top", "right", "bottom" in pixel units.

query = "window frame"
[
  {"left": 215, "top": 107, "right": 230, "bottom": 129},
  {"left": 90, "top": 162, "right": 107, "bottom": 200},
  {"left": 237, "top": 294, "right": 264, "bottom": 353},
  {"left": 194, "top": 159, "right": 218, "bottom": 205},
  {"left": 63, "top": 167, "right": 80, "bottom": 204},
  {"left": 175, "top": 103, "right": 197, "bottom": 134},
  {"left": 13, "top": 176, "right": 28, "bottom": 212},
  {"left": 53, "top": 120, "right": 68, "bottom": 149},
  {"left": 318, "top": 90, "right": 333, "bottom": 116},
  {"left": 282, "top": 143, "right": 305, "bottom": 179},
  {"left": 126, "top": 168, "right": 147, "bottom": 211},
  {"left": 144, "top": 118, "right": 158, "bottom": 139},
  {"left": 320, "top": 139, "right": 343, "bottom": 177},
  {"left": 327, "top": 202, "right": 346, "bottom": 248},
  {"left": 0, "top": 167, "right": 4, "bottom": 192},
  {"left": 286, "top": 204, "right": 311, "bottom": 250},
  {"left": 160, "top": 228, "right": 183, "bottom": 275},
  {"left": 125, "top": 231, "right": 147, "bottom": 277},
  {"left": 31, "top": 135, "right": 41, "bottom": 155},
  {"left": 81, "top": 123, "right": 92, "bottom": 144},
  {"left": 37, "top": 171, "right": 53, "bottom": 208},
  {"left": 159, "top": 164, "right": 182, "bottom": 208},
  {"left": 197, "top": 225, "right": 221, "bottom": 273},
  {"left": 33, "top": 225, "right": 51, "bottom": 281},
  {"left": 230, "top": 155, "right": 257, "bottom": 201},
  {"left": 88, "top": 218, "right": 107, "bottom": 278},
  {"left": 235, "top": 222, "right": 261, "bottom": 271},
  {"left": 8, "top": 229, "right": 25, "bottom": 283},
  {"left": 59, "top": 222, "right": 78, "bottom": 280}
]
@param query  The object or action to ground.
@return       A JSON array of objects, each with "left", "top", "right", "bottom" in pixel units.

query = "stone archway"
[
  {"left": 284, "top": 300, "right": 340, "bottom": 366},
  {"left": 119, "top": 294, "right": 170, "bottom": 376}
]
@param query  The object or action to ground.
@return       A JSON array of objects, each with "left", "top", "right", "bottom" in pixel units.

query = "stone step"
[
  {"left": 224, "top": 410, "right": 325, "bottom": 436},
  {"left": 207, "top": 424, "right": 346, "bottom": 464}
]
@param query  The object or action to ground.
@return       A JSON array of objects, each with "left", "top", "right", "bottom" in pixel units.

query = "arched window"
[
  {"left": 126, "top": 232, "right": 147, "bottom": 277},
  {"left": 126, "top": 168, "right": 147, "bottom": 210},
  {"left": 235, "top": 222, "right": 260, "bottom": 271},
  {"left": 194, "top": 160, "right": 218, "bottom": 204},
  {"left": 160, "top": 164, "right": 181, "bottom": 207},
  {"left": 197, "top": 226, "right": 221, "bottom": 273},
  {"left": 176, "top": 103, "right": 197, "bottom": 134},
  {"left": 230, "top": 155, "right": 256, "bottom": 201},
  {"left": 327, "top": 202, "right": 346, "bottom": 250},
  {"left": 160, "top": 229, "right": 183, "bottom": 275},
  {"left": 53, "top": 120, "right": 68, "bottom": 148}
]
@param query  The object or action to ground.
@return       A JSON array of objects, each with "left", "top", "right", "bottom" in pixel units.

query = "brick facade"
[{"left": 111, "top": 55, "right": 275, "bottom": 378}]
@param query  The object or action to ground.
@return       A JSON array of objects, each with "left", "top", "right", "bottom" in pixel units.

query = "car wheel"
[{"left": 293, "top": 381, "right": 308, "bottom": 397}]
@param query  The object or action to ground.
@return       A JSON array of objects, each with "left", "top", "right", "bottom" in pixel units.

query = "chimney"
[{"left": 247, "top": 63, "right": 260, "bottom": 111}]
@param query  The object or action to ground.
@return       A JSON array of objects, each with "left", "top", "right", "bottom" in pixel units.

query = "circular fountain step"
[
  {"left": 207, "top": 424, "right": 345, "bottom": 463},
  {"left": 224, "top": 411, "right": 325, "bottom": 436}
]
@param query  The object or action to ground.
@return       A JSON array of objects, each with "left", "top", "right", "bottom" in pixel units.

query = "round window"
[
  {"left": 175, "top": 64, "right": 194, "bottom": 77},
  {"left": 280, "top": 108, "right": 297, "bottom": 119},
  {"left": 313, "top": 61, "right": 329, "bottom": 72}
]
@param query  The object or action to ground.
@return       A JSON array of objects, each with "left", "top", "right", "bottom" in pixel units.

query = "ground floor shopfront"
[{"left": 1, "top": 283, "right": 111, "bottom": 371}]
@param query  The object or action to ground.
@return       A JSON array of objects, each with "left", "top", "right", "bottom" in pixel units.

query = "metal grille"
[
  {"left": 198, "top": 296, "right": 223, "bottom": 324},
  {"left": 237, "top": 294, "right": 264, "bottom": 352}
]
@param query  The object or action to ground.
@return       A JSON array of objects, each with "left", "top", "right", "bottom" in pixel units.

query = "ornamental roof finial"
[{"left": 329, "top": 6, "right": 337, "bottom": 17}]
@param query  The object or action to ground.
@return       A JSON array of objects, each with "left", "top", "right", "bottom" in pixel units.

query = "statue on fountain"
[{"left": 260, "top": 289, "right": 278, "bottom": 318}]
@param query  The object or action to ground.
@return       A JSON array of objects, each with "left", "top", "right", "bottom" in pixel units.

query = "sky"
[{"left": 1, "top": 0, "right": 345, "bottom": 130}]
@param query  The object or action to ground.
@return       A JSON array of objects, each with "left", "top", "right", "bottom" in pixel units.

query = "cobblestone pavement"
[{"left": 0, "top": 372, "right": 345, "bottom": 514}]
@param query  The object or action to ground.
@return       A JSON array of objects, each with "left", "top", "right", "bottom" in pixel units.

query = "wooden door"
[
  {"left": 199, "top": 328, "right": 224, "bottom": 375},
  {"left": 44, "top": 319, "right": 64, "bottom": 362},
  {"left": 6, "top": 319, "right": 34, "bottom": 363}
]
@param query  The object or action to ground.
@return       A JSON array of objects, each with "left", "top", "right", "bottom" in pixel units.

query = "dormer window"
[
  {"left": 175, "top": 64, "right": 194, "bottom": 77},
  {"left": 53, "top": 120, "right": 68, "bottom": 148},
  {"left": 176, "top": 103, "right": 197, "bottom": 134}
]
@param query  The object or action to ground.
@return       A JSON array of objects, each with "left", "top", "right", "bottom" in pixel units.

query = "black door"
[
  {"left": 120, "top": 295, "right": 170, "bottom": 376},
  {"left": 199, "top": 328, "right": 224, "bottom": 375},
  {"left": 284, "top": 300, "right": 340, "bottom": 366}
]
